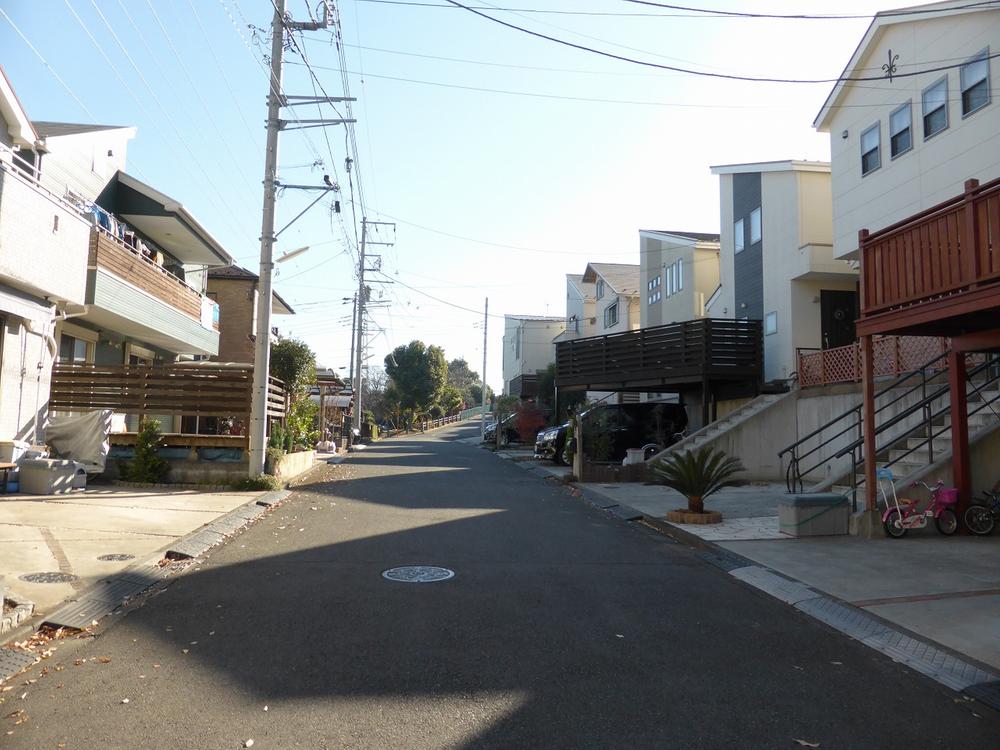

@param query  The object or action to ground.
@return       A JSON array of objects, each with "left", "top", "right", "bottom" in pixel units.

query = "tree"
[
  {"left": 438, "top": 385, "right": 465, "bottom": 415},
  {"left": 269, "top": 338, "right": 316, "bottom": 402},
  {"left": 384, "top": 340, "right": 447, "bottom": 417},
  {"left": 650, "top": 446, "right": 745, "bottom": 515},
  {"left": 468, "top": 383, "right": 494, "bottom": 407}
]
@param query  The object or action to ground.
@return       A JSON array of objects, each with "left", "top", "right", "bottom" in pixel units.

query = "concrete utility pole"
[
  {"left": 249, "top": 1, "right": 342, "bottom": 476},
  {"left": 481, "top": 297, "right": 488, "bottom": 440},
  {"left": 352, "top": 217, "right": 368, "bottom": 435},
  {"left": 249, "top": 0, "right": 286, "bottom": 477}
]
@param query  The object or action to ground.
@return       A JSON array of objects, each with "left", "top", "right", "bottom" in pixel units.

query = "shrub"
[
  {"left": 231, "top": 473, "right": 283, "bottom": 492},
  {"left": 123, "top": 417, "right": 170, "bottom": 483},
  {"left": 650, "top": 446, "right": 745, "bottom": 514},
  {"left": 514, "top": 401, "right": 546, "bottom": 444}
]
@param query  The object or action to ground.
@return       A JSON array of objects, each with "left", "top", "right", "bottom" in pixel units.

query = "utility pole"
[
  {"left": 347, "top": 292, "right": 357, "bottom": 388},
  {"left": 481, "top": 297, "right": 488, "bottom": 440},
  {"left": 249, "top": 1, "right": 341, "bottom": 476},
  {"left": 248, "top": 0, "right": 286, "bottom": 477},
  {"left": 352, "top": 217, "right": 368, "bottom": 436}
]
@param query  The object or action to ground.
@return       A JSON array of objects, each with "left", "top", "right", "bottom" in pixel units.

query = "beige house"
[
  {"left": 501, "top": 314, "right": 565, "bottom": 397},
  {"left": 553, "top": 273, "right": 596, "bottom": 345},
  {"left": 639, "top": 230, "right": 720, "bottom": 328},
  {"left": 581, "top": 263, "right": 640, "bottom": 336},
  {"left": 710, "top": 160, "right": 857, "bottom": 383},
  {"left": 207, "top": 265, "right": 295, "bottom": 364},
  {"left": 814, "top": 0, "right": 1000, "bottom": 259}
]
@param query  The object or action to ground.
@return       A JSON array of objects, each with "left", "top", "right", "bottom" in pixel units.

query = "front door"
[{"left": 820, "top": 290, "right": 858, "bottom": 349}]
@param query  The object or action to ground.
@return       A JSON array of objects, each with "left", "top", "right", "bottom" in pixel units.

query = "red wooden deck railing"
[
  {"left": 860, "top": 177, "right": 1000, "bottom": 317},
  {"left": 797, "top": 336, "right": 949, "bottom": 388}
]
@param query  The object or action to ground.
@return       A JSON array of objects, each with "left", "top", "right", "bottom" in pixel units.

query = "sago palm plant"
[{"left": 650, "top": 446, "right": 745, "bottom": 514}]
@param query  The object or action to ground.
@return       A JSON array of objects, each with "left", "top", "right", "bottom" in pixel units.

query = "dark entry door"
[{"left": 820, "top": 290, "right": 858, "bottom": 349}]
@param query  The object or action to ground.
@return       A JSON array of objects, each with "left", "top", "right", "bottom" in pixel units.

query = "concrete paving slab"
[
  {"left": 729, "top": 566, "right": 823, "bottom": 605},
  {"left": 865, "top": 594, "right": 1000, "bottom": 672}
]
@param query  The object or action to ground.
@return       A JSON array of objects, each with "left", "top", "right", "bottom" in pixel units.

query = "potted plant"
[{"left": 650, "top": 445, "right": 745, "bottom": 524}]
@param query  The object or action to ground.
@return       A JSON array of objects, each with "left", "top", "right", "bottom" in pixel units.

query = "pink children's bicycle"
[{"left": 878, "top": 469, "right": 959, "bottom": 538}]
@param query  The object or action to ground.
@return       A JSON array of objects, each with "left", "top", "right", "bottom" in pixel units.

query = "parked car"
[
  {"left": 535, "top": 402, "right": 687, "bottom": 465},
  {"left": 483, "top": 413, "right": 520, "bottom": 444}
]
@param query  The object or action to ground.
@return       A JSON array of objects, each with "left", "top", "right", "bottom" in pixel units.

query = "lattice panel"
[{"left": 821, "top": 344, "right": 860, "bottom": 384}]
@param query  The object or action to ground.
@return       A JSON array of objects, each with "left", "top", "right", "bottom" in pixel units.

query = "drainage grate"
[
  {"left": 382, "top": 566, "right": 455, "bottom": 583},
  {"left": 97, "top": 554, "right": 135, "bottom": 562},
  {"left": 19, "top": 572, "right": 78, "bottom": 584}
]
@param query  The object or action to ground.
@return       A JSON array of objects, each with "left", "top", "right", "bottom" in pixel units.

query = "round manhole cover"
[
  {"left": 19, "top": 572, "right": 79, "bottom": 584},
  {"left": 382, "top": 566, "right": 455, "bottom": 583},
  {"left": 97, "top": 554, "right": 136, "bottom": 562}
]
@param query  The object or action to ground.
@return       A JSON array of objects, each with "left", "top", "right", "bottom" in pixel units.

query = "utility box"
[{"left": 779, "top": 493, "right": 849, "bottom": 537}]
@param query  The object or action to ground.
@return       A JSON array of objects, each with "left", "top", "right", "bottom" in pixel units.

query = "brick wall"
[{"left": 207, "top": 278, "right": 255, "bottom": 363}]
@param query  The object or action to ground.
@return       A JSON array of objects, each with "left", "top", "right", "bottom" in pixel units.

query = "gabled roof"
[
  {"left": 582, "top": 263, "right": 640, "bottom": 296},
  {"left": 33, "top": 121, "right": 132, "bottom": 138},
  {"left": 640, "top": 230, "right": 720, "bottom": 244},
  {"left": 710, "top": 160, "right": 830, "bottom": 175},
  {"left": 504, "top": 314, "right": 566, "bottom": 322},
  {"left": 0, "top": 65, "right": 37, "bottom": 147},
  {"left": 814, "top": 0, "right": 995, "bottom": 131},
  {"left": 566, "top": 273, "right": 595, "bottom": 298},
  {"left": 207, "top": 264, "right": 295, "bottom": 314}
]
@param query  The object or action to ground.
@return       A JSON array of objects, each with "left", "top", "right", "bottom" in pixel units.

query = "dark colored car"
[
  {"left": 483, "top": 413, "right": 520, "bottom": 445},
  {"left": 535, "top": 402, "right": 688, "bottom": 464}
]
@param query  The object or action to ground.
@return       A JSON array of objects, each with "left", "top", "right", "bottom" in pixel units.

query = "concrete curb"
[{"left": 0, "top": 489, "right": 293, "bottom": 685}]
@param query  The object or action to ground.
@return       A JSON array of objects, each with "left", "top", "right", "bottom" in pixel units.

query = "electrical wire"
[
  {"left": 624, "top": 0, "right": 1000, "bottom": 21},
  {"left": 441, "top": 0, "right": 1000, "bottom": 84}
]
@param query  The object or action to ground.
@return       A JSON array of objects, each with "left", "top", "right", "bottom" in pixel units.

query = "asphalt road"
[{"left": 3, "top": 423, "right": 997, "bottom": 749}]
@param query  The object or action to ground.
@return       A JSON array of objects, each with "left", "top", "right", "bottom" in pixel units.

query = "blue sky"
[{"left": 1, "top": 0, "right": 893, "bottom": 391}]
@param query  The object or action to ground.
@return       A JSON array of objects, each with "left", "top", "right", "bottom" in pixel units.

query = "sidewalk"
[
  {"left": 0, "top": 485, "right": 271, "bottom": 623},
  {"left": 502, "top": 449, "right": 1000, "bottom": 689}
]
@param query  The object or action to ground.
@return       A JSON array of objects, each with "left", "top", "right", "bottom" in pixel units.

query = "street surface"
[{"left": 3, "top": 423, "right": 997, "bottom": 748}]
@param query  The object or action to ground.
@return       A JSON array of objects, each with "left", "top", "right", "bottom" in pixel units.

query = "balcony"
[
  {"left": 858, "top": 177, "right": 1000, "bottom": 337},
  {"left": 86, "top": 227, "right": 221, "bottom": 355},
  {"left": 509, "top": 373, "right": 540, "bottom": 399},
  {"left": 555, "top": 318, "right": 762, "bottom": 393}
]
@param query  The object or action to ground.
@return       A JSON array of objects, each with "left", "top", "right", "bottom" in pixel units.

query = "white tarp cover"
[{"left": 45, "top": 410, "right": 113, "bottom": 473}]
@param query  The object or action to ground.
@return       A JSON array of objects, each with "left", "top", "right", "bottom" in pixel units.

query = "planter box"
[{"left": 266, "top": 450, "right": 316, "bottom": 481}]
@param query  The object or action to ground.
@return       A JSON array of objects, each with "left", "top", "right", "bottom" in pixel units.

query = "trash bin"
[
  {"left": 18, "top": 459, "right": 78, "bottom": 495},
  {"left": 779, "top": 493, "right": 849, "bottom": 537}
]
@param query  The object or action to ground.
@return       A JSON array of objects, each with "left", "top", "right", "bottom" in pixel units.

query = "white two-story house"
[
  {"left": 582, "top": 263, "right": 640, "bottom": 336},
  {"left": 501, "top": 314, "right": 566, "bottom": 399}
]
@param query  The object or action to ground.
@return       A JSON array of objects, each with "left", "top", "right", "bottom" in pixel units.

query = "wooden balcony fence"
[
  {"left": 90, "top": 227, "right": 218, "bottom": 329},
  {"left": 859, "top": 176, "right": 1000, "bottom": 323},
  {"left": 49, "top": 363, "right": 287, "bottom": 421},
  {"left": 797, "top": 336, "right": 950, "bottom": 388},
  {"left": 509, "top": 373, "right": 540, "bottom": 398},
  {"left": 555, "top": 318, "right": 762, "bottom": 391}
]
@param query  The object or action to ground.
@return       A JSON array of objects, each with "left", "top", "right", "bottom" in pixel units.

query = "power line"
[
  {"left": 624, "top": 0, "right": 1000, "bottom": 21},
  {"left": 441, "top": 0, "right": 1000, "bottom": 84},
  {"left": 352, "top": 0, "right": 698, "bottom": 15}
]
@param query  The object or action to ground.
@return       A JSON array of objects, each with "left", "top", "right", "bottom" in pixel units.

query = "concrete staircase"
[
  {"left": 646, "top": 391, "right": 792, "bottom": 462},
  {"left": 829, "top": 384, "right": 1000, "bottom": 498}
]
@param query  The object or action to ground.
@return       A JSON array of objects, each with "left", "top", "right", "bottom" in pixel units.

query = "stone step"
[{"left": 906, "top": 436, "right": 952, "bottom": 451}]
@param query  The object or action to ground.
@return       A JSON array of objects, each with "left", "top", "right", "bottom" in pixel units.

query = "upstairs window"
[
  {"left": 889, "top": 103, "right": 912, "bottom": 158},
  {"left": 604, "top": 300, "right": 619, "bottom": 328},
  {"left": 676, "top": 259, "right": 684, "bottom": 291},
  {"left": 750, "top": 207, "right": 762, "bottom": 244},
  {"left": 596, "top": 279, "right": 605, "bottom": 300},
  {"left": 734, "top": 218, "right": 745, "bottom": 253},
  {"left": 922, "top": 77, "right": 949, "bottom": 139},
  {"left": 861, "top": 123, "right": 881, "bottom": 175},
  {"left": 961, "top": 49, "right": 990, "bottom": 116}
]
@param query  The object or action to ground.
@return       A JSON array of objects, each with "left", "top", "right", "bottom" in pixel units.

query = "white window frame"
[
  {"left": 604, "top": 300, "right": 619, "bottom": 328},
  {"left": 922, "top": 76, "right": 949, "bottom": 140},
  {"left": 676, "top": 259, "right": 683, "bottom": 292},
  {"left": 889, "top": 102, "right": 912, "bottom": 159},
  {"left": 595, "top": 279, "right": 605, "bottom": 300},
  {"left": 961, "top": 47, "right": 991, "bottom": 117},
  {"left": 861, "top": 122, "right": 881, "bottom": 176},
  {"left": 734, "top": 218, "right": 745, "bottom": 254},
  {"left": 764, "top": 311, "right": 777, "bottom": 336},
  {"left": 750, "top": 207, "right": 762, "bottom": 245}
]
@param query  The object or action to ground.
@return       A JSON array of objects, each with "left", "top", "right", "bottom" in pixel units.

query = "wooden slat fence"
[
  {"left": 50, "top": 363, "right": 287, "bottom": 419},
  {"left": 555, "top": 318, "right": 762, "bottom": 390}
]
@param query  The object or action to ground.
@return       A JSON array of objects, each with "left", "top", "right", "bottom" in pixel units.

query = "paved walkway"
[
  {"left": 0, "top": 484, "right": 268, "bottom": 621},
  {"left": 505, "top": 448, "right": 1000, "bottom": 675}
]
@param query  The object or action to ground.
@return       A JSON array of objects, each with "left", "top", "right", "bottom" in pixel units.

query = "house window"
[
  {"left": 922, "top": 77, "right": 949, "bottom": 139},
  {"left": 750, "top": 207, "right": 762, "bottom": 245},
  {"left": 961, "top": 48, "right": 990, "bottom": 116},
  {"left": 647, "top": 291, "right": 661, "bottom": 305},
  {"left": 58, "top": 334, "right": 90, "bottom": 364},
  {"left": 734, "top": 218, "right": 745, "bottom": 253},
  {"left": 675, "top": 259, "right": 683, "bottom": 291},
  {"left": 604, "top": 301, "right": 619, "bottom": 328},
  {"left": 889, "top": 103, "right": 912, "bottom": 158},
  {"left": 861, "top": 123, "right": 881, "bottom": 175},
  {"left": 647, "top": 274, "right": 661, "bottom": 292},
  {"left": 667, "top": 265, "right": 674, "bottom": 296},
  {"left": 765, "top": 312, "right": 777, "bottom": 336},
  {"left": 596, "top": 279, "right": 605, "bottom": 300}
]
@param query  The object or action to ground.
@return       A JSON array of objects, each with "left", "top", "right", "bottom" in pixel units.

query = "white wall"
[
  {"left": 0, "top": 316, "right": 53, "bottom": 443},
  {"left": 822, "top": 12, "right": 1000, "bottom": 258},
  {"left": 38, "top": 129, "right": 134, "bottom": 203},
  {"left": 0, "top": 168, "right": 90, "bottom": 305},
  {"left": 502, "top": 317, "right": 565, "bottom": 392}
]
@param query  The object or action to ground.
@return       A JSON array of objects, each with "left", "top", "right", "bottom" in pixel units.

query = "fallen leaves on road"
[
  {"left": 181, "top": 649, "right": 189, "bottom": 655},
  {"left": 121, "top": 698, "right": 129, "bottom": 704},
  {"left": 98, "top": 657, "right": 111, "bottom": 664},
  {"left": 793, "top": 740, "right": 820, "bottom": 748},
  {"left": 73, "top": 659, "right": 85, "bottom": 667}
]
